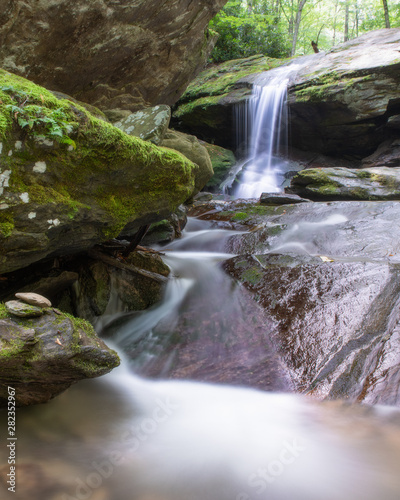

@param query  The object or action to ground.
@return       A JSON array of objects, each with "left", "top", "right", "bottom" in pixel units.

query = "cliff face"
[{"left": 0, "top": 0, "right": 227, "bottom": 112}]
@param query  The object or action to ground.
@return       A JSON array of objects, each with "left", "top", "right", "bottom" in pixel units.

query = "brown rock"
[{"left": 15, "top": 292, "right": 52, "bottom": 308}]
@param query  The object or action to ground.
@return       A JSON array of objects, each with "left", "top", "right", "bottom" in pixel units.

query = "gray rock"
[
  {"left": 15, "top": 292, "right": 52, "bottom": 308},
  {"left": 114, "top": 105, "right": 171, "bottom": 145},
  {"left": 5, "top": 300, "right": 44, "bottom": 318},
  {"left": 260, "top": 192, "right": 311, "bottom": 205},
  {"left": 0, "top": 0, "right": 225, "bottom": 111}
]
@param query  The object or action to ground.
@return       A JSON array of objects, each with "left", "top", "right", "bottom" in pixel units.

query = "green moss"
[
  {"left": 0, "top": 213, "right": 14, "bottom": 238},
  {"left": 294, "top": 74, "right": 372, "bottom": 103},
  {"left": 0, "top": 303, "right": 10, "bottom": 319},
  {"left": 356, "top": 170, "right": 372, "bottom": 179},
  {"left": 242, "top": 267, "right": 264, "bottom": 285}
]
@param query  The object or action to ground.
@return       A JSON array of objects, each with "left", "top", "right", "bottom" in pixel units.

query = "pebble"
[{"left": 15, "top": 292, "right": 52, "bottom": 308}]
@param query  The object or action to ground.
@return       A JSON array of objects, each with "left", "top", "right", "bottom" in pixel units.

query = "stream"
[{"left": 1, "top": 63, "right": 400, "bottom": 500}]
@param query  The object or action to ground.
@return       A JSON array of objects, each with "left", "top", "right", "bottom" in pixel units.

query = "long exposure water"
[
  {"left": 2, "top": 66, "right": 400, "bottom": 500},
  {"left": 222, "top": 64, "right": 302, "bottom": 198}
]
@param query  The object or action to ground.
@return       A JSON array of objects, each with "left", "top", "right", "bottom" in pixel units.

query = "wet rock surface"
[{"left": 184, "top": 198, "right": 400, "bottom": 405}]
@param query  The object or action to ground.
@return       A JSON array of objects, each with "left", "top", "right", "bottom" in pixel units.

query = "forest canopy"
[{"left": 209, "top": 0, "right": 400, "bottom": 62}]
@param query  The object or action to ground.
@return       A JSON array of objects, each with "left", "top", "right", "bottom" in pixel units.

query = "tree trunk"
[
  {"left": 291, "top": 0, "right": 307, "bottom": 56},
  {"left": 344, "top": 0, "right": 349, "bottom": 42},
  {"left": 332, "top": 0, "right": 339, "bottom": 46},
  {"left": 354, "top": 0, "right": 359, "bottom": 37},
  {"left": 382, "top": 0, "right": 390, "bottom": 28}
]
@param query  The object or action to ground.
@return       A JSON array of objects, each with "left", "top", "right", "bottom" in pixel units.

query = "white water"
[{"left": 222, "top": 64, "right": 302, "bottom": 198}]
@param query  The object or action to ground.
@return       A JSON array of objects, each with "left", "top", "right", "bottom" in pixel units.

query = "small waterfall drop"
[{"left": 223, "top": 64, "right": 302, "bottom": 198}]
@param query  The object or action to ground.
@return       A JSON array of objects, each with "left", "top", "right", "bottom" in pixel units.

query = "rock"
[
  {"left": 5, "top": 300, "right": 44, "bottom": 318},
  {"left": 114, "top": 105, "right": 171, "bottom": 145},
  {"left": 72, "top": 251, "right": 170, "bottom": 323},
  {"left": 0, "top": 306, "right": 120, "bottom": 406},
  {"left": 0, "top": 71, "right": 208, "bottom": 274},
  {"left": 361, "top": 139, "right": 400, "bottom": 168},
  {"left": 260, "top": 192, "right": 311, "bottom": 205},
  {"left": 287, "top": 29, "right": 400, "bottom": 157},
  {"left": 161, "top": 130, "right": 214, "bottom": 194},
  {"left": 223, "top": 252, "right": 400, "bottom": 404},
  {"left": 194, "top": 192, "right": 214, "bottom": 202},
  {"left": 201, "top": 142, "right": 236, "bottom": 191},
  {"left": 15, "top": 292, "right": 52, "bottom": 308},
  {"left": 0, "top": 0, "right": 226, "bottom": 111},
  {"left": 287, "top": 166, "right": 400, "bottom": 201},
  {"left": 207, "top": 199, "right": 400, "bottom": 405},
  {"left": 142, "top": 205, "right": 188, "bottom": 245}
]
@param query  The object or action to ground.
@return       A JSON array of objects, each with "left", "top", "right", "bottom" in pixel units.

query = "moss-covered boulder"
[
  {"left": 202, "top": 142, "right": 236, "bottom": 191},
  {"left": 287, "top": 166, "right": 400, "bottom": 201},
  {"left": 161, "top": 130, "right": 213, "bottom": 193},
  {"left": 288, "top": 29, "right": 400, "bottom": 158},
  {"left": 172, "top": 55, "right": 287, "bottom": 147},
  {"left": 0, "top": 304, "right": 120, "bottom": 406},
  {"left": 0, "top": 70, "right": 207, "bottom": 274}
]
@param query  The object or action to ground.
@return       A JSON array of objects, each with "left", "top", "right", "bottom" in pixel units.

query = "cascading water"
[{"left": 222, "top": 64, "right": 302, "bottom": 198}]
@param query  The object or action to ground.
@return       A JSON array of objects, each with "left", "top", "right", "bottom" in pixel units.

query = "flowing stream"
[{"left": 2, "top": 66, "right": 400, "bottom": 500}]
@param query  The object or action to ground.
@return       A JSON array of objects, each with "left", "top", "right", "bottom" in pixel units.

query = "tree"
[
  {"left": 382, "top": 0, "right": 390, "bottom": 28},
  {"left": 291, "top": 0, "right": 308, "bottom": 55}
]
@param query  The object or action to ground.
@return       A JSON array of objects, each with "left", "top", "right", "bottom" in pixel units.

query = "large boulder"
[
  {"left": 0, "top": 304, "right": 120, "bottom": 406},
  {"left": 161, "top": 130, "right": 214, "bottom": 193},
  {"left": 0, "top": 0, "right": 227, "bottom": 112},
  {"left": 0, "top": 70, "right": 207, "bottom": 274}
]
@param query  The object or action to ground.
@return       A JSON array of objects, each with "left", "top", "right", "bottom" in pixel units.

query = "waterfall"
[{"left": 223, "top": 64, "right": 301, "bottom": 198}]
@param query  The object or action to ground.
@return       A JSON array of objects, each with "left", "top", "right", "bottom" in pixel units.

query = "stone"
[
  {"left": 114, "top": 105, "right": 171, "bottom": 145},
  {"left": 287, "top": 166, "right": 400, "bottom": 201},
  {"left": 0, "top": 0, "right": 227, "bottom": 112},
  {"left": 201, "top": 142, "right": 236, "bottom": 191},
  {"left": 260, "top": 192, "right": 311, "bottom": 205},
  {"left": 5, "top": 300, "right": 44, "bottom": 318},
  {"left": 0, "top": 308, "right": 120, "bottom": 406},
  {"left": 0, "top": 71, "right": 209, "bottom": 274},
  {"left": 161, "top": 130, "right": 214, "bottom": 194},
  {"left": 15, "top": 292, "right": 52, "bottom": 308}
]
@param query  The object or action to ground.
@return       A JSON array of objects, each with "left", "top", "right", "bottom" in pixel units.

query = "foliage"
[
  {"left": 209, "top": 0, "right": 291, "bottom": 62},
  {"left": 209, "top": 0, "right": 400, "bottom": 61},
  {"left": 0, "top": 85, "right": 76, "bottom": 147}
]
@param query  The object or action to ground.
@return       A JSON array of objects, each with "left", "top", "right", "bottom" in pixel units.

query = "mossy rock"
[
  {"left": 201, "top": 142, "right": 236, "bottom": 191},
  {"left": 0, "top": 69, "right": 207, "bottom": 274},
  {"left": 0, "top": 303, "right": 120, "bottom": 406},
  {"left": 288, "top": 167, "right": 400, "bottom": 201}
]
